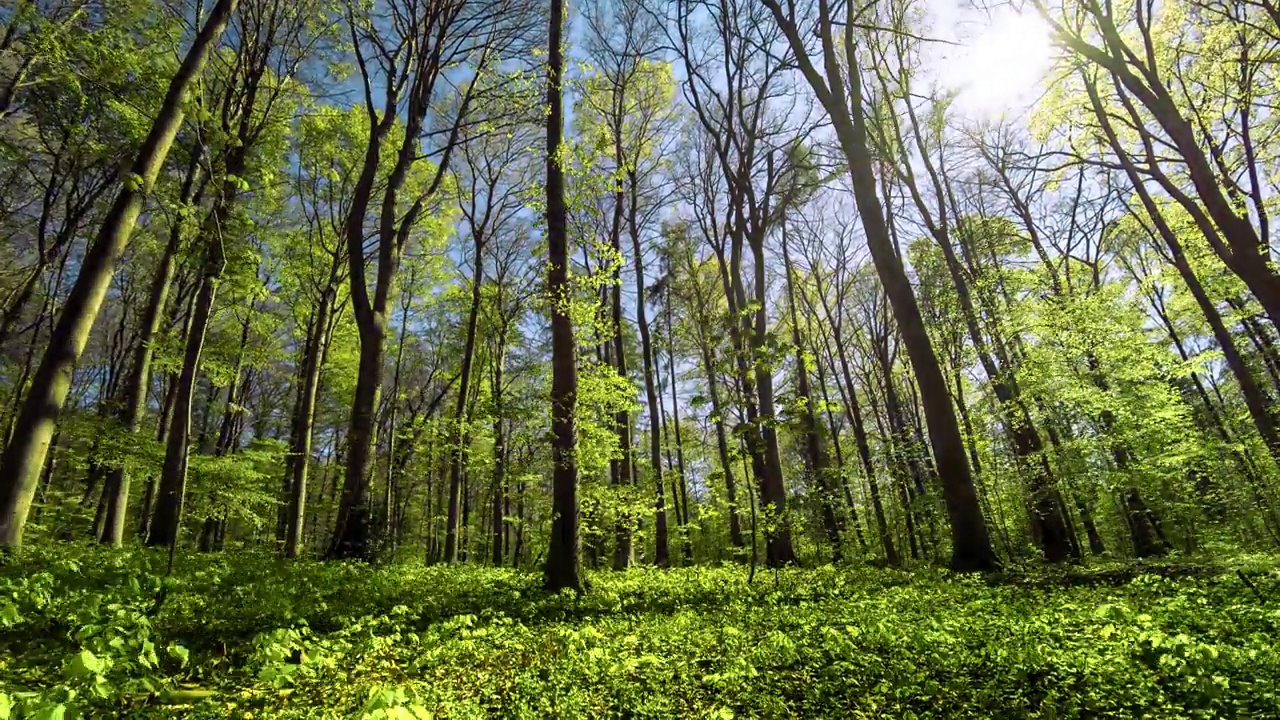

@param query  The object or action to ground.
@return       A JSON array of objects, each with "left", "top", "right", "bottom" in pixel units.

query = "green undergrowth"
[{"left": 2, "top": 547, "right": 1279, "bottom": 718}]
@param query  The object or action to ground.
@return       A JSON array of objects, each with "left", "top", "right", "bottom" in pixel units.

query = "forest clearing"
[{"left": 4, "top": 0, "right": 1280, "bottom": 716}]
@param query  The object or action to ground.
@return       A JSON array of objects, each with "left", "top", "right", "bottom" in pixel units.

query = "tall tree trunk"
[
  {"left": 100, "top": 148, "right": 206, "bottom": 546},
  {"left": 698, "top": 341, "right": 744, "bottom": 549},
  {"left": 491, "top": 339, "right": 507, "bottom": 566},
  {"left": 146, "top": 130, "right": 250, "bottom": 549},
  {"left": 820, "top": 317, "right": 896, "bottom": 566},
  {"left": 145, "top": 265, "right": 218, "bottom": 548},
  {"left": 543, "top": 0, "right": 581, "bottom": 593},
  {"left": 814, "top": 348, "right": 866, "bottom": 549},
  {"left": 627, "top": 174, "right": 669, "bottom": 568},
  {"left": 748, "top": 229, "right": 797, "bottom": 566},
  {"left": 663, "top": 298, "right": 693, "bottom": 564},
  {"left": 138, "top": 372, "right": 180, "bottom": 539},
  {"left": 513, "top": 478, "right": 526, "bottom": 568},
  {"left": 876, "top": 351, "right": 931, "bottom": 560},
  {"left": 445, "top": 249, "right": 483, "bottom": 563},
  {"left": 717, "top": 238, "right": 790, "bottom": 567},
  {"left": 608, "top": 130, "right": 635, "bottom": 572},
  {"left": 285, "top": 287, "right": 335, "bottom": 558},
  {"left": 782, "top": 227, "right": 841, "bottom": 558},
  {"left": 764, "top": 0, "right": 997, "bottom": 571},
  {"left": 0, "top": 0, "right": 237, "bottom": 549}
]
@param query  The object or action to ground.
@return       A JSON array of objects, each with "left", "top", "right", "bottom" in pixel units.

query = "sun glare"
[{"left": 944, "top": 10, "right": 1056, "bottom": 118}]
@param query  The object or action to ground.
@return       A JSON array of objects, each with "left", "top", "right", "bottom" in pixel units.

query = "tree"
[
  {"left": 0, "top": 0, "right": 238, "bottom": 549},
  {"left": 543, "top": 0, "right": 582, "bottom": 593},
  {"left": 327, "top": 0, "right": 538, "bottom": 560},
  {"left": 763, "top": 0, "right": 999, "bottom": 571}
]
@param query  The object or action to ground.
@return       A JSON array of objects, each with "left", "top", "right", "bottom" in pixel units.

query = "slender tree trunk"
[
  {"left": 749, "top": 228, "right": 797, "bottom": 566},
  {"left": 0, "top": 0, "right": 237, "bottom": 549},
  {"left": 607, "top": 137, "right": 635, "bottom": 572},
  {"left": 663, "top": 303, "right": 693, "bottom": 564},
  {"left": 491, "top": 342, "right": 507, "bottom": 566},
  {"left": 543, "top": 0, "right": 581, "bottom": 593},
  {"left": 32, "top": 431, "right": 60, "bottom": 525},
  {"left": 878, "top": 355, "right": 929, "bottom": 560},
  {"left": 285, "top": 288, "right": 334, "bottom": 558},
  {"left": 627, "top": 176, "right": 669, "bottom": 568},
  {"left": 146, "top": 269, "right": 217, "bottom": 548},
  {"left": 513, "top": 479, "right": 526, "bottom": 568},
  {"left": 718, "top": 238, "right": 791, "bottom": 566},
  {"left": 138, "top": 373, "right": 179, "bottom": 539},
  {"left": 100, "top": 150, "right": 206, "bottom": 546},
  {"left": 698, "top": 342, "right": 744, "bottom": 549},
  {"left": 445, "top": 250, "right": 483, "bottom": 563},
  {"left": 764, "top": 0, "right": 997, "bottom": 571},
  {"left": 814, "top": 350, "right": 866, "bottom": 549},
  {"left": 823, "top": 321, "right": 896, "bottom": 565},
  {"left": 146, "top": 133, "right": 252, "bottom": 549},
  {"left": 782, "top": 228, "right": 841, "bottom": 558}
]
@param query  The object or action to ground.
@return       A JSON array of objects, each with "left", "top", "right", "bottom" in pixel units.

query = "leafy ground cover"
[{"left": 3, "top": 547, "right": 1279, "bottom": 719}]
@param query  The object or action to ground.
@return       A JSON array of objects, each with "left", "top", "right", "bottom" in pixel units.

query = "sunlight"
[{"left": 943, "top": 10, "right": 1056, "bottom": 118}]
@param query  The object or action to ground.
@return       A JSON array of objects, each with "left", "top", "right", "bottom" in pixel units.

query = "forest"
[{"left": 2, "top": 0, "right": 1280, "bottom": 716}]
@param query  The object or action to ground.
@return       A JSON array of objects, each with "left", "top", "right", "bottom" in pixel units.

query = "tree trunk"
[
  {"left": 285, "top": 288, "right": 334, "bottom": 558},
  {"left": 543, "top": 0, "right": 582, "bottom": 593},
  {"left": 445, "top": 248, "right": 483, "bottom": 563},
  {"left": 100, "top": 148, "right": 206, "bottom": 546},
  {"left": 607, "top": 127, "right": 635, "bottom": 572},
  {"left": 782, "top": 228, "right": 841, "bottom": 558},
  {"left": 814, "top": 349, "right": 866, "bottom": 549},
  {"left": 822, "top": 319, "right": 896, "bottom": 565},
  {"left": 627, "top": 175, "right": 669, "bottom": 568},
  {"left": 748, "top": 229, "right": 797, "bottom": 566},
  {"left": 329, "top": 325, "right": 384, "bottom": 559},
  {"left": 698, "top": 341, "right": 744, "bottom": 549},
  {"left": 663, "top": 301, "right": 693, "bottom": 564},
  {"left": 764, "top": 0, "right": 997, "bottom": 571},
  {"left": 146, "top": 220, "right": 234, "bottom": 548},
  {"left": 138, "top": 372, "right": 180, "bottom": 539},
  {"left": 491, "top": 344, "right": 507, "bottom": 567}
]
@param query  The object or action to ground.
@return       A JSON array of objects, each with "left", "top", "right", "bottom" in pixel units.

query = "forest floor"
[{"left": 2, "top": 547, "right": 1279, "bottom": 719}]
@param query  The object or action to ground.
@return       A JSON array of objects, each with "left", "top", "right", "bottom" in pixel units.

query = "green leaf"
[
  {"left": 0, "top": 601, "right": 20, "bottom": 627},
  {"left": 31, "top": 704, "right": 66, "bottom": 720},
  {"left": 167, "top": 643, "right": 189, "bottom": 668},
  {"left": 67, "top": 648, "right": 103, "bottom": 679}
]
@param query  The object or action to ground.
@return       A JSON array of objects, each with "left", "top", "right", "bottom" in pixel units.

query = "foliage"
[{"left": 2, "top": 546, "right": 1278, "bottom": 719}]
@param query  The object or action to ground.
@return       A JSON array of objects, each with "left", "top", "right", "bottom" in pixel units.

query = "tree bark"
[
  {"left": 782, "top": 227, "right": 841, "bottom": 558},
  {"left": 698, "top": 341, "right": 744, "bottom": 549},
  {"left": 100, "top": 147, "right": 206, "bottom": 546},
  {"left": 627, "top": 173, "right": 669, "bottom": 568},
  {"left": 543, "top": 0, "right": 582, "bottom": 593},
  {"left": 663, "top": 298, "right": 693, "bottom": 564},
  {"left": 445, "top": 243, "right": 484, "bottom": 563},
  {"left": 284, "top": 285, "right": 335, "bottom": 558}
]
